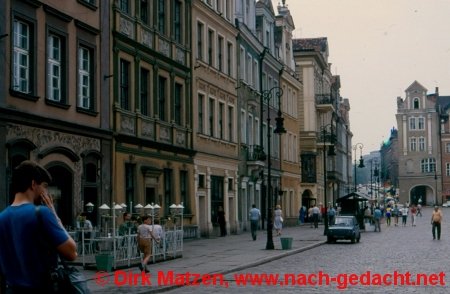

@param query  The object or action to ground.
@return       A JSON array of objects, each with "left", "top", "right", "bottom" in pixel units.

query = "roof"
[
  {"left": 336, "top": 192, "right": 371, "bottom": 202},
  {"left": 292, "top": 37, "right": 328, "bottom": 52}
]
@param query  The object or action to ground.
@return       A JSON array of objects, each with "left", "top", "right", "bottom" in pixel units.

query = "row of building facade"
[{"left": 0, "top": 0, "right": 355, "bottom": 236}]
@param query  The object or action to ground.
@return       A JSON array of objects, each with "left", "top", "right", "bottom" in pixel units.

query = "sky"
[{"left": 272, "top": 0, "right": 450, "bottom": 155}]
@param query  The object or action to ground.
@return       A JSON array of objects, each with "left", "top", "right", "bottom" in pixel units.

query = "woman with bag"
[{"left": 274, "top": 205, "right": 283, "bottom": 236}]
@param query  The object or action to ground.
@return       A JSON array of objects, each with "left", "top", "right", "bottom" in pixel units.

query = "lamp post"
[
  {"left": 374, "top": 161, "right": 379, "bottom": 202},
  {"left": 434, "top": 158, "right": 438, "bottom": 205},
  {"left": 261, "top": 86, "right": 286, "bottom": 250},
  {"left": 320, "top": 122, "right": 336, "bottom": 236},
  {"left": 352, "top": 143, "right": 365, "bottom": 192}
]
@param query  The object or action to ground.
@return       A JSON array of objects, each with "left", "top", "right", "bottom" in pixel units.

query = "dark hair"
[
  {"left": 10, "top": 160, "right": 52, "bottom": 194},
  {"left": 141, "top": 215, "right": 150, "bottom": 221},
  {"left": 123, "top": 212, "right": 130, "bottom": 220}
]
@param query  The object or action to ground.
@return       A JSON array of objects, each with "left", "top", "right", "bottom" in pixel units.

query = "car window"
[{"left": 334, "top": 218, "right": 352, "bottom": 226}]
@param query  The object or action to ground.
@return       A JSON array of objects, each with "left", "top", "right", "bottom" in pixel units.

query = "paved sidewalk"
[{"left": 79, "top": 224, "right": 327, "bottom": 293}]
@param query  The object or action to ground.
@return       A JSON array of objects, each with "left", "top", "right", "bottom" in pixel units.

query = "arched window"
[{"left": 413, "top": 98, "right": 420, "bottom": 109}]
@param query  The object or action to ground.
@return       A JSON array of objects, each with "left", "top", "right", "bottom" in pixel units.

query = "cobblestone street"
[{"left": 166, "top": 207, "right": 449, "bottom": 293}]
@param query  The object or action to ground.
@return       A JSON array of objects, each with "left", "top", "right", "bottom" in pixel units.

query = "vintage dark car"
[{"left": 327, "top": 215, "right": 361, "bottom": 243}]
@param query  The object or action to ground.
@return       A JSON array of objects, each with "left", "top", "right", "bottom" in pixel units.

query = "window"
[
  {"left": 174, "top": 83, "right": 182, "bottom": 125},
  {"left": 119, "top": 0, "right": 129, "bottom": 14},
  {"left": 158, "top": 0, "right": 166, "bottom": 34},
  {"left": 140, "top": 0, "right": 149, "bottom": 24},
  {"left": 418, "top": 117, "right": 425, "bottom": 130},
  {"left": 12, "top": 19, "right": 31, "bottom": 93},
  {"left": 197, "top": 22, "right": 204, "bottom": 60},
  {"left": 240, "top": 110, "right": 246, "bottom": 144},
  {"left": 219, "top": 102, "right": 224, "bottom": 139},
  {"left": 413, "top": 98, "right": 420, "bottom": 109},
  {"left": 246, "top": 54, "right": 252, "bottom": 84},
  {"left": 158, "top": 76, "right": 166, "bottom": 121},
  {"left": 47, "top": 34, "right": 63, "bottom": 102},
  {"left": 446, "top": 143, "right": 450, "bottom": 153},
  {"left": 198, "top": 94, "right": 204, "bottom": 133},
  {"left": 119, "top": 59, "right": 130, "bottom": 110},
  {"left": 228, "top": 178, "right": 233, "bottom": 191},
  {"left": 410, "top": 137, "right": 416, "bottom": 151},
  {"left": 140, "top": 68, "right": 149, "bottom": 115},
  {"left": 228, "top": 106, "right": 233, "bottom": 142},
  {"left": 208, "top": 29, "right": 214, "bottom": 66},
  {"left": 227, "top": 42, "right": 232, "bottom": 76},
  {"left": 218, "top": 36, "right": 223, "bottom": 72},
  {"left": 239, "top": 47, "right": 245, "bottom": 78},
  {"left": 447, "top": 163, "right": 450, "bottom": 176},
  {"left": 421, "top": 158, "right": 436, "bottom": 173},
  {"left": 409, "top": 117, "right": 416, "bottom": 130},
  {"left": 198, "top": 174, "right": 205, "bottom": 188},
  {"left": 78, "top": 46, "right": 93, "bottom": 109},
  {"left": 418, "top": 137, "right": 425, "bottom": 151},
  {"left": 174, "top": 1, "right": 182, "bottom": 43},
  {"left": 209, "top": 98, "right": 215, "bottom": 136}
]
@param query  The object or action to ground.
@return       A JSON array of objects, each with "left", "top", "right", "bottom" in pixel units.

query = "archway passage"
[
  {"left": 301, "top": 189, "right": 315, "bottom": 223},
  {"left": 47, "top": 165, "right": 73, "bottom": 227},
  {"left": 410, "top": 186, "right": 428, "bottom": 206}
]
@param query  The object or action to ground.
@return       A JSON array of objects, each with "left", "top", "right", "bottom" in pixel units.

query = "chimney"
[{"left": 435, "top": 87, "right": 439, "bottom": 96}]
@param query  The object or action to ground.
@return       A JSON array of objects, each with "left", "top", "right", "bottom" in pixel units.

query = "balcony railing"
[
  {"left": 316, "top": 94, "right": 334, "bottom": 105},
  {"left": 246, "top": 145, "right": 266, "bottom": 161}
]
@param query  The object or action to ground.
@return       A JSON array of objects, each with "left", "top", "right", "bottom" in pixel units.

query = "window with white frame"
[
  {"left": 446, "top": 142, "right": 450, "bottom": 153},
  {"left": 410, "top": 137, "right": 417, "bottom": 151},
  {"left": 228, "top": 105, "right": 234, "bottom": 142},
  {"left": 219, "top": 102, "right": 224, "bottom": 139},
  {"left": 197, "top": 22, "right": 204, "bottom": 60},
  {"left": 418, "top": 137, "right": 425, "bottom": 151},
  {"left": 246, "top": 54, "right": 252, "bottom": 85},
  {"left": 409, "top": 117, "right": 416, "bottom": 130},
  {"left": 12, "top": 19, "right": 31, "bottom": 93},
  {"left": 218, "top": 36, "right": 223, "bottom": 72},
  {"left": 209, "top": 98, "right": 215, "bottom": 137},
  {"left": 446, "top": 162, "right": 450, "bottom": 176},
  {"left": 241, "top": 110, "right": 246, "bottom": 143},
  {"left": 198, "top": 93, "right": 205, "bottom": 133},
  {"left": 421, "top": 158, "right": 436, "bottom": 173},
  {"left": 247, "top": 114, "right": 253, "bottom": 145},
  {"left": 413, "top": 98, "right": 420, "bottom": 109},
  {"left": 78, "top": 46, "right": 93, "bottom": 109},
  {"left": 418, "top": 117, "right": 425, "bottom": 130},
  {"left": 208, "top": 29, "right": 214, "bottom": 66},
  {"left": 226, "top": 42, "right": 232, "bottom": 76},
  {"left": 47, "top": 34, "right": 62, "bottom": 102},
  {"left": 253, "top": 60, "right": 258, "bottom": 90}
]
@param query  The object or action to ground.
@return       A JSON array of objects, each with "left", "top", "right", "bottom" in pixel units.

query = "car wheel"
[
  {"left": 327, "top": 236, "right": 333, "bottom": 243},
  {"left": 351, "top": 236, "right": 356, "bottom": 243},
  {"left": 357, "top": 234, "right": 360, "bottom": 243}
]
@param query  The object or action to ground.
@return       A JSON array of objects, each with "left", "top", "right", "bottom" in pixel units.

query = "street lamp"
[
  {"left": 98, "top": 202, "right": 124, "bottom": 269},
  {"left": 320, "top": 122, "right": 336, "bottom": 236},
  {"left": 261, "top": 86, "right": 286, "bottom": 250},
  {"left": 353, "top": 143, "right": 365, "bottom": 191}
]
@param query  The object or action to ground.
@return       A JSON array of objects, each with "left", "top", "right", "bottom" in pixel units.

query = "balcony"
[
  {"left": 316, "top": 94, "right": 335, "bottom": 112},
  {"left": 317, "top": 130, "right": 337, "bottom": 145},
  {"left": 246, "top": 145, "right": 266, "bottom": 162}
]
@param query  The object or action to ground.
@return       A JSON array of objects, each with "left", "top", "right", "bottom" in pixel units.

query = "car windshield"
[{"left": 334, "top": 218, "right": 353, "bottom": 226}]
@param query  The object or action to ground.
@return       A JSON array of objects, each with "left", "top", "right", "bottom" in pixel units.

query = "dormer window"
[{"left": 413, "top": 98, "right": 420, "bottom": 109}]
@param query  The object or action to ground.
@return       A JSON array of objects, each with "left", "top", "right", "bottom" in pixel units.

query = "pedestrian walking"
[
  {"left": 392, "top": 205, "right": 399, "bottom": 226},
  {"left": 0, "top": 161, "right": 78, "bottom": 292},
  {"left": 373, "top": 206, "right": 382, "bottom": 232},
  {"left": 410, "top": 205, "right": 417, "bottom": 226},
  {"left": 299, "top": 206, "right": 306, "bottom": 225},
  {"left": 431, "top": 206, "right": 443, "bottom": 240},
  {"left": 401, "top": 205, "right": 408, "bottom": 226},
  {"left": 217, "top": 206, "right": 227, "bottom": 237},
  {"left": 417, "top": 203, "right": 422, "bottom": 217},
  {"left": 274, "top": 205, "right": 283, "bottom": 236},
  {"left": 312, "top": 204, "right": 320, "bottom": 229},
  {"left": 249, "top": 204, "right": 261, "bottom": 241},
  {"left": 385, "top": 205, "right": 392, "bottom": 226},
  {"left": 137, "top": 215, "right": 158, "bottom": 272}
]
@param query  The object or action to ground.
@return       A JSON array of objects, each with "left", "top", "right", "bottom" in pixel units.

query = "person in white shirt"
[
  {"left": 137, "top": 215, "right": 157, "bottom": 273},
  {"left": 401, "top": 206, "right": 408, "bottom": 226}
]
